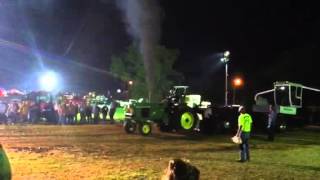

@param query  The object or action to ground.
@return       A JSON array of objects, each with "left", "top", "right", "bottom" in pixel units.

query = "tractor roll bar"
[
  {"left": 254, "top": 89, "right": 275, "bottom": 102},
  {"left": 302, "top": 86, "right": 320, "bottom": 92},
  {"left": 254, "top": 85, "right": 320, "bottom": 103}
]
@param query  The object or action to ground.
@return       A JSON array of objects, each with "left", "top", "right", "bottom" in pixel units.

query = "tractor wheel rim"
[
  {"left": 180, "top": 112, "right": 194, "bottom": 130},
  {"left": 142, "top": 124, "right": 150, "bottom": 134}
]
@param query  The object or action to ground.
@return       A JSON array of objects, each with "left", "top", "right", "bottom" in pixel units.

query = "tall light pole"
[{"left": 220, "top": 51, "right": 230, "bottom": 106}]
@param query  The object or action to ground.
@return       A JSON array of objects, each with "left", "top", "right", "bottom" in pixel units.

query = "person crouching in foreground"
[
  {"left": 162, "top": 159, "right": 200, "bottom": 180},
  {"left": 0, "top": 144, "right": 11, "bottom": 180}
]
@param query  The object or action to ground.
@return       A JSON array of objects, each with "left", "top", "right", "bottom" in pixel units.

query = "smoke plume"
[{"left": 115, "top": 0, "right": 161, "bottom": 101}]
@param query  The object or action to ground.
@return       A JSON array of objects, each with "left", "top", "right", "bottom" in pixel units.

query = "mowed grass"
[{"left": 1, "top": 124, "right": 320, "bottom": 180}]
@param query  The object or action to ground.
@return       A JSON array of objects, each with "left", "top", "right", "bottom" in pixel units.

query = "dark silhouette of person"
[
  {"left": 267, "top": 105, "right": 277, "bottom": 141},
  {"left": 101, "top": 105, "right": 108, "bottom": 123},
  {"left": 85, "top": 102, "right": 92, "bottom": 124},
  {"left": 108, "top": 96, "right": 117, "bottom": 124}
]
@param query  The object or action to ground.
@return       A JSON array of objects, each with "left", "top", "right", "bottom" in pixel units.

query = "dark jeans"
[
  {"left": 239, "top": 132, "right": 250, "bottom": 161},
  {"left": 85, "top": 113, "right": 92, "bottom": 124},
  {"left": 79, "top": 112, "right": 86, "bottom": 124},
  {"left": 58, "top": 115, "right": 65, "bottom": 125},
  {"left": 93, "top": 113, "right": 99, "bottom": 124},
  {"left": 109, "top": 108, "right": 116, "bottom": 123},
  {"left": 66, "top": 115, "right": 74, "bottom": 124},
  {"left": 267, "top": 125, "right": 275, "bottom": 141},
  {"left": 0, "top": 114, "right": 7, "bottom": 124}
]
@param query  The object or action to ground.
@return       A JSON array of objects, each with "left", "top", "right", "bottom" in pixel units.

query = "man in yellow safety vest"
[{"left": 235, "top": 106, "right": 253, "bottom": 162}]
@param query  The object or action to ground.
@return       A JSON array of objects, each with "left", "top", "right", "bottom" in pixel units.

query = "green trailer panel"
[{"left": 279, "top": 106, "right": 297, "bottom": 115}]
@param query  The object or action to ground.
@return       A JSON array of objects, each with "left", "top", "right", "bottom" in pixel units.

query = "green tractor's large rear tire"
[
  {"left": 179, "top": 110, "right": 197, "bottom": 132},
  {"left": 139, "top": 122, "right": 152, "bottom": 136},
  {"left": 124, "top": 120, "right": 137, "bottom": 134}
]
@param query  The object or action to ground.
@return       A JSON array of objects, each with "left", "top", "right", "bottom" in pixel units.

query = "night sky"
[
  {"left": 161, "top": 1, "right": 319, "bottom": 103},
  {"left": 0, "top": 0, "right": 319, "bottom": 103}
]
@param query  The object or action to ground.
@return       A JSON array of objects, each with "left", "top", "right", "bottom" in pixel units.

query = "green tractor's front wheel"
[
  {"left": 139, "top": 122, "right": 152, "bottom": 136},
  {"left": 124, "top": 120, "right": 137, "bottom": 134},
  {"left": 179, "top": 111, "right": 197, "bottom": 132}
]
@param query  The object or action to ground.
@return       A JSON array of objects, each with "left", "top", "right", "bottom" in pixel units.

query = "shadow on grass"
[
  {"left": 252, "top": 133, "right": 320, "bottom": 146},
  {"left": 252, "top": 128, "right": 320, "bottom": 147},
  {"left": 151, "top": 133, "right": 209, "bottom": 141},
  {"left": 287, "top": 164, "right": 320, "bottom": 171},
  {"left": 275, "top": 136, "right": 320, "bottom": 146},
  {"left": 253, "top": 159, "right": 320, "bottom": 172}
]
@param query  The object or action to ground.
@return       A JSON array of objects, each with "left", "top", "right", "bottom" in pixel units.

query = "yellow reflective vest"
[{"left": 238, "top": 113, "right": 253, "bottom": 132}]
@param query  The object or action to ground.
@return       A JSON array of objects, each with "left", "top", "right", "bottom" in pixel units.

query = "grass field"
[{"left": 1, "top": 124, "right": 320, "bottom": 180}]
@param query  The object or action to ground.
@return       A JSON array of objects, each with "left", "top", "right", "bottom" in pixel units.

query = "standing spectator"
[
  {"left": 92, "top": 104, "right": 100, "bottom": 124},
  {"left": 101, "top": 105, "right": 108, "bottom": 123},
  {"left": 57, "top": 103, "right": 66, "bottom": 125},
  {"left": 235, "top": 106, "right": 253, "bottom": 162},
  {"left": 108, "top": 96, "right": 117, "bottom": 124},
  {"left": 69, "top": 102, "right": 77, "bottom": 124},
  {"left": 65, "top": 103, "right": 72, "bottom": 125},
  {"left": 28, "top": 101, "right": 40, "bottom": 124},
  {"left": 0, "top": 102, "right": 8, "bottom": 124},
  {"left": 6, "top": 102, "right": 20, "bottom": 124},
  {"left": 85, "top": 102, "right": 92, "bottom": 124},
  {"left": 19, "top": 101, "right": 30, "bottom": 123},
  {"left": 79, "top": 102, "right": 86, "bottom": 124},
  {"left": 45, "top": 101, "right": 56, "bottom": 124},
  {"left": 267, "top": 105, "right": 277, "bottom": 141},
  {"left": 73, "top": 102, "right": 79, "bottom": 124}
]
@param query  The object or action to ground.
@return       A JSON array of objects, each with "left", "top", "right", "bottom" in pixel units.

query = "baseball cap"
[{"left": 238, "top": 106, "right": 244, "bottom": 112}]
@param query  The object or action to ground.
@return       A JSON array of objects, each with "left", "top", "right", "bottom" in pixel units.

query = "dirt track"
[
  {"left": 1, "top": 124, "right": 320, "bottom": 179},
  {"left": 1, "top": 124, "right": 222, "bottom": 179}
]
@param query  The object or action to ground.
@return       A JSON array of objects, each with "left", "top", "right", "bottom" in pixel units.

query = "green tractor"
[{"left": 123, "top": 86, "right": 211, "bottom": 136}]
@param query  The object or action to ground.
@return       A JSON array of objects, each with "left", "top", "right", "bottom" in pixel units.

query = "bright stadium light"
[
  {"left": 224, "top": 51, "right": 230, "bottom": 57},
  {"left": 128, "top": 80, "right": 133, "bottom": 86},
  {"left": 39, "top": 71, "right": 60, "bottom": 91}
]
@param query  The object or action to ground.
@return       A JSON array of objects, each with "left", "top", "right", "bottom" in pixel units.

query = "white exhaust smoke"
[{"left": 115, "top": 0, "right": 161, "bottom": 101}]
